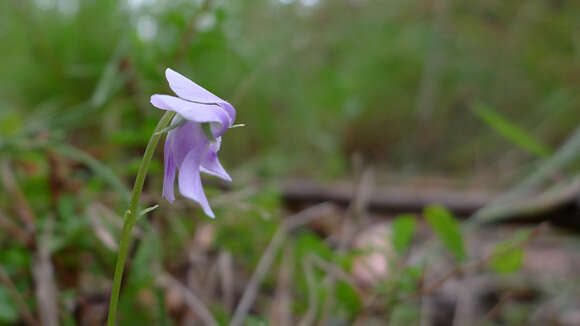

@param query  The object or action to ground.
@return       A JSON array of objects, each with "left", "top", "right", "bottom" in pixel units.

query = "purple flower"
[{"left": 150, "top": 68, "right": 236, "bottom": 218}]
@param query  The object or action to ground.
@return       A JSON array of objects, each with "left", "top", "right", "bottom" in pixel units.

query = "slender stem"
[{"left": 106, "top": 111, "right": 175, "bottom": 326}]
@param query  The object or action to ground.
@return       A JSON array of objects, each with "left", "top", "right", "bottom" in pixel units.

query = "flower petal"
[
  {"left": 218, "top": 102, "right": 236, "bottom": 125},
  {"left": 200, "top": 138, "right": 231, "bottom": 182},
  {"left": 170, "top": 121, "right": 207, "bottom": 167},
  {"left": 178, "top": 148, "right": 215, "bottom": 218},
  {"left": 162, "top": 132, "right": 176, "bottom": 203},
  {"left": 151, "top": 95, "right": 232, "bottom": 136},
  {"left": 165, "top": 68, "right": 223, "bottom": 104},
  {"left": 200, "top": 157, "right": 231, "bottom": 182}
]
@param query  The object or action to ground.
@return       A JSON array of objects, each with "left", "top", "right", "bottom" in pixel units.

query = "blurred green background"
[{"left": 0, "top": 0, "right": 579, "bottom": 325}]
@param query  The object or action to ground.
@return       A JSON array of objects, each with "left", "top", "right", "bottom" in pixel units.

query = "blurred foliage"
[
  {"left": 424, "top": 204, "right": 466, "bottom": 262},
  {"left": 472, "top": 101, "right": 553, "bottom": 158},
  {"left": 0, "top": 0, "right": 578, "bottom": 325},
  {"left": 391, "top": 214, "right": 417, "bottom": 253},
  {"left": 0, "top": 0, "right": 578, "bottom": 179}
]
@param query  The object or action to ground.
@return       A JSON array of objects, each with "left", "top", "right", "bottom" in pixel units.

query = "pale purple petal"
[
  {"left": 218, "top": 102, "right": 236, "bottom": 125},
  {"left": 178, "top": 148, "right": 215, "bottom": 218},
  {"left": 200, "top": 155, "right": 231, "bottom": 182},
  {"left": 162, "top": 132, "right": 176, "bottom": 202},
  {"left": 151, "top": 95, "right": 232, "bottom": 136},
  {"left": 170, "top": 121, "right": 207, "bottom": 167},
  {"left": 200, "top": 138, "right": 231, "bottom": 181},
  {"left": 165, "top": 68, "right": 223, "bottom": 104}
]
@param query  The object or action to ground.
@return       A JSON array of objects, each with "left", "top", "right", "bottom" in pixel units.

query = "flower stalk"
[{"left": 106, "top": 110, "right": 176, "bottom": 326}]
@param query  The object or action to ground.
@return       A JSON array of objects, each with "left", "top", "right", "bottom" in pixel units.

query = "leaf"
[
  {"left": 391, "top": 214, "right": 417, "bottom": 253},
  {"left": 490, "top": 244, "right": 524, "bottom": 274},
  {"left": 489, "top": 231, "right": 528, "bottom": 274},
  {"left": 335, "top": 281, "right": 361, "bottom": 316},
  {"left": 424, "top": 205, "right": 466, "bottom": 262},
  {"left": 472, "top": 101, "right": 552, "bottom": 158},
  {"left": 139, "top": 205, "right": 159, "bottom": 217}
]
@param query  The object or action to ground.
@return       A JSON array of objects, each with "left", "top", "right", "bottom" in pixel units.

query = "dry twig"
[
  {"left": 218, "top": 251, "right": 235, "bottom": 313},
  {"left": 157, "top": 273, "right": 219, "bottom": 326},
  {"left": 297, "top": 259, "right": 317, "bottom": 326},
  {"left": 0, "top": 267, "right": 39, "bottom": 326},
  {"left": 407, "top": 223, "right": 547, "bottom": 301},
  {"left": 270, "top": 245, "right": 294, "bottom": 326},
  {"left": 32, "top": 220, "right": 59, "bottom": 326},
  {"left": 230, "top": 203, "right": 337, "bottom": 326}
]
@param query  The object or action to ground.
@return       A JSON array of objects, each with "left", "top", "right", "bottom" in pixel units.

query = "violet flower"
[{"left": 150, "top": 68, "right": 236, "bottom": 218}]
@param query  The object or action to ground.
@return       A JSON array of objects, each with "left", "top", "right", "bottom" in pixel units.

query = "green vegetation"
[{"left": 0, "top": 0, "right": 579, "bottom": 325}]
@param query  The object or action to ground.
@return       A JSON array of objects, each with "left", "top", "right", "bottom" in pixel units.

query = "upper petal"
[
  {"left": 165, "top": 68, "right": 223, "bottom": 104},
  {"left": 218, "top": 102, "right": 236, "bottom": 125},
  {"left": 151, "top": 95, "right": 231, "bottom": 136}
]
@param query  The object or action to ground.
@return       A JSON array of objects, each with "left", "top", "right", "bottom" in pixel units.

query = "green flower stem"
[{"left": 106, "top": 111, "right": 176, "bottom": 326}]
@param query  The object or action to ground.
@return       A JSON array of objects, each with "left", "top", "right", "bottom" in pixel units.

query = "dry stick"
[
  {"left": 218, "top": 251, "right": 235, "bottom": 313},
  {"left": 299, "top": 254, "right": 366, "bottom": 326},
  {"left": 271, "top": 245, "right": 295, "bottom": 326},
  {"left": 308, "top": 254, "right": 361, "bottom": 295},
  {"left": 1, "top": 160, "right": 36, "bottom": 236},
  {"left": 157, "top": 273, "right": 219, "bottom": 326},
  {"left": 0, "top": 211, "right": 29, "bottom": 244},
  {"left": 318, "top": 168, "right": 374, "bottom": 325},
  {"left": 298, "top": 259, "right": 318, "bottom": 326},
  {"left": 1, "top": 160, "right": 51, "bottom": 325},
  {"left": 230, "top": 203, "right": 337, "bottom": 326},
  {"left": 32, "top": 219, "right": 59, "bottom": 326},
  {"left": 0, "top": 267, "right": 39, "bottom": 326},
  {"left": 406, "top": 223, "right": 547, "bottom": 301}
]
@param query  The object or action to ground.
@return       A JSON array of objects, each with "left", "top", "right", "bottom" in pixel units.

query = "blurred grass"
[
  {"left": 0, "top": 0, "right": 579, "bottom": 325},
  {"left": 1, "top": 0, "right": 578, "bottom": 180}
]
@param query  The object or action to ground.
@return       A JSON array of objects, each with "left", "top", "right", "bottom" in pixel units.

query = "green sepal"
[
  {"left": 154, "top": 119, "right": 186, "bottom": 136},
  {"left": 201, "top": 122, "right": 216, "bottom": 141}
]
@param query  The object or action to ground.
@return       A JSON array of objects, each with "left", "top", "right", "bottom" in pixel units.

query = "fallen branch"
[{"left": 282, "top": 179, "right": 493, "bottom": 216}]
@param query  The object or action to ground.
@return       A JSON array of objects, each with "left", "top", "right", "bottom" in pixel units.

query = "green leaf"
[
  {"left": 138, "top": 205, "right": 159, "bottom": 217},
  {"left": 335, "top": 281, "right": 361, "bottom": 316},
  {"left": 424, "top": 205, "right": 466, "bottom": 262},
  {"left": 472, "top": 102, "right": 552, "bottom": 158},
  {"left": 490, "top": 245, "right": 523, "bottom": 274},
  {"left": 391, "top": 214, "right": 417, "bottom": 253},
  {"left": 489, "top": 233, "right": 527, "bottom": 274}
]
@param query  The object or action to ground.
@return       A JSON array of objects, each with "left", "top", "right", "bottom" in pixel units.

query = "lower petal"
[
  {"left": 199, "top": 138, "right": 231, "bottom": 182},
  {"left": 201, "top": 152, "right": 231, "bottom": 182},
  {"left": 178, "top": 148, "right": 215, "bottom": 218}
]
